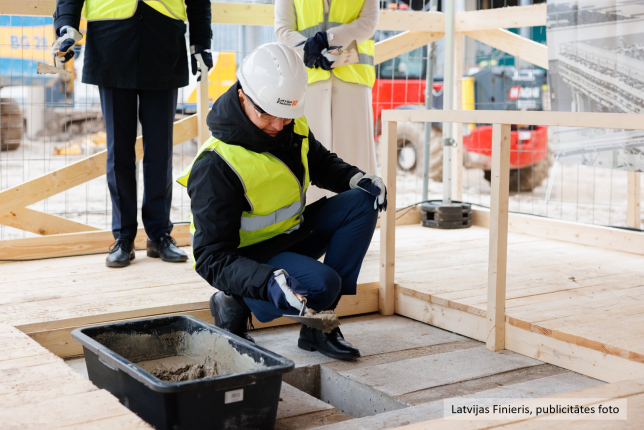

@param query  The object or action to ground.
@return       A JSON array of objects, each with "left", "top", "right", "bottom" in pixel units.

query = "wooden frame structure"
[
  {"left": 0, "top": 1, "right": 563, "bottom": 260},
  {"left": 379, "top": 109, "right": 644, "bottom": 355},
  {"left": 1, "top": 0, "right": 643, "bottom": 397}
]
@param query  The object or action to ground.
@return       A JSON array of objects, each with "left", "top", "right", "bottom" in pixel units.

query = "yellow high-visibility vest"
[
  {"left": 85, "top": 0, "right": 187, "bottom": 22},
  {"left": 177, "top": 118, "right": 311, "bottom": 267},
  {"left": 294, "top": 0, "right": 375, "bottom": 88}
]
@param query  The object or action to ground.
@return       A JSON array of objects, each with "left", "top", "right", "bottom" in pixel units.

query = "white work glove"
[
  {"left": 350, "top": 172, "right": 388, "bottom": 212},
  {"left": 267, "top": 269, "right": 307, "bottom": 313},
  {"left": 51, "top": 26, "right": 83, "bottom": 63}
]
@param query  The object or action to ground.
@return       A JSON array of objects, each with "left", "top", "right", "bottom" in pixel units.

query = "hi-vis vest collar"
[
  {"left": 177, "top": 117, "right": 311, "bottom": 266},
  {"left": 293, "top": 0, "right": 375, "bottom": 88},
  {"left": 85, "top": 0, "right": 187, "bottom": 22}
]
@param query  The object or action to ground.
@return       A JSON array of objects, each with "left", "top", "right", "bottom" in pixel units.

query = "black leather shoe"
[
  {"left": 210, "top": 292, "right": 255, "bottom": 343},
  {"left": 298, "top": 325, "right": 360, "bottom": 360},
  {"left": 147, "top": 234, "right": 188, "bottom": 262},
  {"left": 106, "top": 239, "right": 135, "bottom": 268}
]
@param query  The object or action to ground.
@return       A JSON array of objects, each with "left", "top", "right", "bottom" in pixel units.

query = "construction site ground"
[{"left": 2, "top": 223, "right": 644, "bottom": 427}]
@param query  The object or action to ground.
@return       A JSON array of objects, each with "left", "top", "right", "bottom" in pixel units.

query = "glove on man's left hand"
[
  {"left": 190, "top": 45, "right": 213, "bottom": 82},
  {"left": 51, "top": 26, "right": 83, "bottom": 63},
  {"left": 350, "top": 173, "right": 388, "bottom": 212},
  {"left": 266, "top": 270, "right": 308, "bottom": 311}
]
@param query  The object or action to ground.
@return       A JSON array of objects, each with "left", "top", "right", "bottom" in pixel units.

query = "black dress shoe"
[
  {"left": 298, "top": 325, "right": 360, "bottom": 360},
  {"left": 147, "top": 234, "right": 188, "bottom": 262},
  {"left": 106, "top": 239, "right": 135, "bottom": 268},
  {"left": 210, "top": 292, "right": 255, "bottom": 343}
]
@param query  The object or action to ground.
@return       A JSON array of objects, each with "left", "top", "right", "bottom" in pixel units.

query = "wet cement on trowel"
[
  {"left": 95, "top": 329, "right": 265, "bottom": 383},
  {"left": 304, "top": 310, "right": 340, "bottom": 334}
]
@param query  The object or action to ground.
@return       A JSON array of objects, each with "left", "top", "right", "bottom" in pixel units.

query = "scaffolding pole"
[{"left": 442, "top": 1, "right": 456, "bottom": 204}]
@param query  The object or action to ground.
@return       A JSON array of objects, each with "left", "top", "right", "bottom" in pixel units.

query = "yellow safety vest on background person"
[
  {"left": 85, "top": 0, "right": 187, "bottom": 21},
  {"left": 293, "top": 0, "right": 375, "bottom": 88},
  {"left": 177, "top": 118, "right": 311, "bottom": 267}
]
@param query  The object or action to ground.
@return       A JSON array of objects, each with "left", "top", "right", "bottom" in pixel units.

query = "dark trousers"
[
  {"left": 244, "top": 189, "right": 379, "bottom": 323},
  {"left": 99, "top": 87, "right": 178, "bottom": 241}
]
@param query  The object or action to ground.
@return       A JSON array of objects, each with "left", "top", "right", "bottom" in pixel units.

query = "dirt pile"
[{"left": 138, "top": 355, "right": 217, "bottom": 382}]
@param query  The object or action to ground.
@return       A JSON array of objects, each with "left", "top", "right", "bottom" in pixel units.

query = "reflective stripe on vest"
[
  {"left": 177, "top": 118, "right": 311, "bottom": 268},
  {"left": 85, "top": 0, "right": 187, "bottom": 21},
  {"left": 294, "top": 0, "right": 375, "bottom": 88}
]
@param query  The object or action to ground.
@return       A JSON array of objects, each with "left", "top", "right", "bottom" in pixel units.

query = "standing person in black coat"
[{"left": 51, "top": 0, "right": 213, "bottom": 267}]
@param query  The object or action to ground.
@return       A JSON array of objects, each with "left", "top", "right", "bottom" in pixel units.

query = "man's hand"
[
  {"left": 190, "top": 45, "right": 213, "bottom": 82},
  {"left": 350, "top": 173, "right": 388, "bottom": 212},
  {"left": 267, "top": 269, "right": 307, "bottom": 311},
  {"left": 51, "top": 26, "right": 83, "bottom": 63}
]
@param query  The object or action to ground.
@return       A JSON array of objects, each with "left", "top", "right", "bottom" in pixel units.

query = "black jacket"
[
  {"left": 54, "top": 0, "right": 212, "bottom": 89},
  {"left": 187, "top": 83, "right": 362, "bottom": 300}
]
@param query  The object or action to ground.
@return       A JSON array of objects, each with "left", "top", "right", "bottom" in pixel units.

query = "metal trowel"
[
  {"left": 283, "top": 297, "right": 339, "bottom": 332},
  {"left": 330, "top": 40, "right": 360, "bottom": 68},
  {"left": 37, "top": 54, "right": 71, "bottom": 76}
]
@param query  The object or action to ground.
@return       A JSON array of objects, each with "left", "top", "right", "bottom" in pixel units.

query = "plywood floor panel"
[{"left": 387, "top": 225, "right": 644, "bottom": 368}]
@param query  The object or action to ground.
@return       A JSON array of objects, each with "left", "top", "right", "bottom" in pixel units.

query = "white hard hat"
[{"left": 237, "top": 42, "right": 307, "bottom": 119}]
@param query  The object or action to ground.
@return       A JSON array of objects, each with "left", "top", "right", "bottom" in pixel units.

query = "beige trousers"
[{"left": 304, "top": 75, "right": 378, "bottom": 203}]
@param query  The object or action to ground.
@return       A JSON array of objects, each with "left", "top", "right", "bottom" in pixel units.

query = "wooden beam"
[
  {"left": 0, "top": 0, "right": 55, "bottom": 16},
  {"left": 0, "top": 115, "right": 197, "bottom": 217},
  {"left": 210, "top": 2, "right": 274, "bottom": 26},
  {"left": 4, "top": 2, "right": 546, "bottom": 33},
  {"left": 465, "top": 28, "right": 549, "bottom": 69},
  {"left": 0, "top": 225, "right": 190, "bottom": 261},
  {"left": 627, "top": 171, "right": 642, "bottom": 229},
  {"left": 377, "top": 10, "right": 444, "bottom": 32},
  {"left": 23, "top": 283, "right": 379, "bottom": 357},
  {"left": 472, "top": 208, "right": 644, "bottom": 257},
  {"left": 379, "top": 121, "right": 397, "bottom": 316},
  {"left": 376, "top": 206, "right": 421, "bottom": 228},
  {"left": 451, "top": 33, "right": 464, "bottom": 201},
  {"left": 505, "top": 323, "right": 644, "bottom": 383},
  {"left": 381, "top": 109, "right": 644, "bottom": 131},
  {"left": 455, "top": 4, "right": 547, "bottom": 32},
  {"left": 374, "top": 31, "right": 444, "bottom": 65},
  {"left": 486, "top": 123, "right": 511, "bottom": 352},
  {"left": 396, "top": 288, "right": 644, "bottom": 383},
  {"left": 0, "top": 208, "right": 100, "bottom": 236}
]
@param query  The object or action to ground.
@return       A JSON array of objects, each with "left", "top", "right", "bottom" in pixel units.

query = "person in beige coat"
[{"left": 275, "top": 0, "right": 379, "bottom": 202}]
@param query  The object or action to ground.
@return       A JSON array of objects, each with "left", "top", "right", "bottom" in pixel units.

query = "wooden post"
[
  {"left": 197, "top": 64, "right": 210, "bottom": 145},
  {"left": 379, "top": 120, "right": 397, "bottom": 316},
  {"left": 627, "top": 172, "right": 641, "bottom": 229},
  {"left": 452, "top": 33, "right": 464, "bottom": 201},
  {"left": 486, "top": 123, "right": 511, "bottom": 351}
]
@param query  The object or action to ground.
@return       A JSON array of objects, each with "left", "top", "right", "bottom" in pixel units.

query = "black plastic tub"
[{"left": 71, "top": 315, "right": 294, "bottom": 430}]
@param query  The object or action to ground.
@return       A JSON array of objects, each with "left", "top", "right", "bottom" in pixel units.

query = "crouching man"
[{"left": 177, "top": 43, "right": 386, "bottom": 360}]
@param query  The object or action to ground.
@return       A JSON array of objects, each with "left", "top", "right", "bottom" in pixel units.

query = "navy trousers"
[
  {"left": 244, "top": 189, "right": 379, "bottom": 323},
  {"left": 99, "top": 87, "right": 177, "bottom": 241}
]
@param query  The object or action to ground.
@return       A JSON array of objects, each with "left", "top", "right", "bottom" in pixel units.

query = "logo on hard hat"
[{"left": 277, "top": 98, "right": 298, "bottom": 106}]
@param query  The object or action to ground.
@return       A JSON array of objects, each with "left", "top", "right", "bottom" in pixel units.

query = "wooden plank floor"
[
  {"left": 367, "top": 225, "right": 644, "bottom": 382},
  {"left": 397, "top": 377, "right": 644, "bottom": 429},
  {"left": 0, "top": 323, "right": 150, "bottom": 428},
  {"left": 1, "top": 224, "right": 643, "bottom": 379},
  {"left": 0, "top": 248, "right": 378, "bottom": 357}
]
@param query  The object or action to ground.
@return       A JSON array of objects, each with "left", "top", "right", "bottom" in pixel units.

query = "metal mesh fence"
[{"left": 0, "top": 0, "right": 640, "bottom": 242}]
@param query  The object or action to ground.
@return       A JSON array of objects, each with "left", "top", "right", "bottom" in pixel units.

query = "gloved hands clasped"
[
  {"left": 267, "top": 269, "right": 308, "bottom": 312},
  {"left": 301, "top": 31, "right": 337, "bottom": 71},
  {"left": 190, "top": 45, "right": 213, "bottom": 82},
  {"left": 350, "top": 172, "right": 388, "bottom": 212},
  {"left": 51, "top": 26, "right": 83, "bottom": 63}
]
